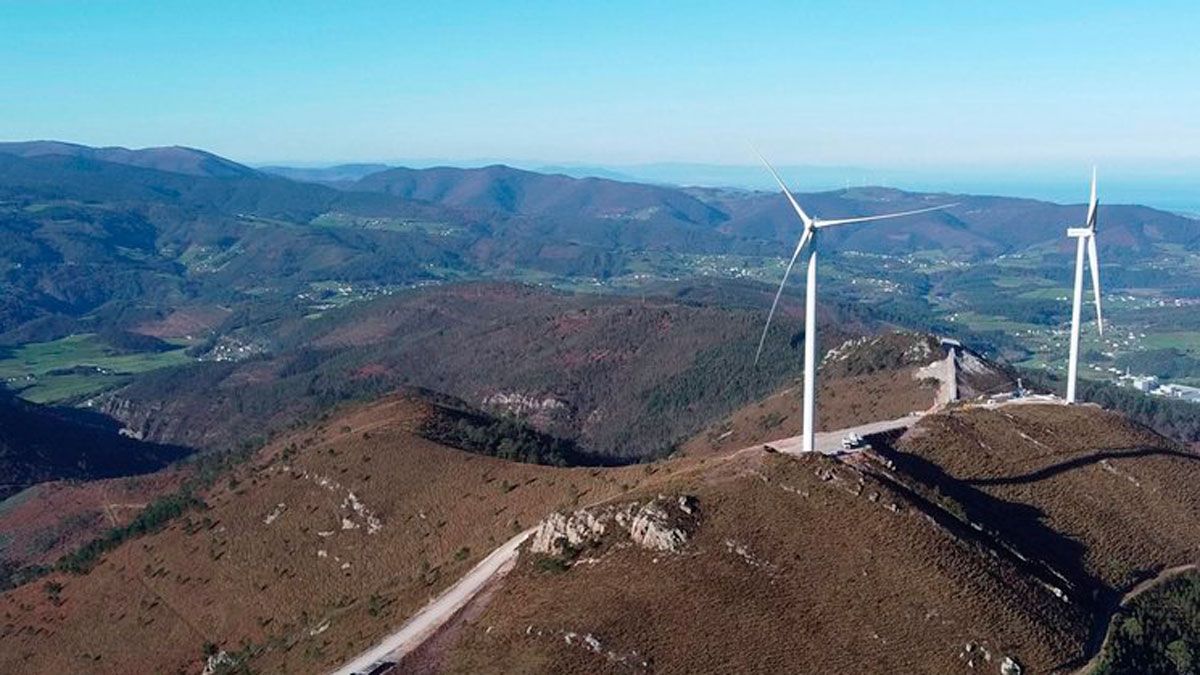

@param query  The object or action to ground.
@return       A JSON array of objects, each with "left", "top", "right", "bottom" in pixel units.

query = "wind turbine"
[
  {"left": 754, "top": 153, "right": 956, "bottom": 453},
  {"left": 1065, "top": 168, "right": 1103, "bottom": 404}
]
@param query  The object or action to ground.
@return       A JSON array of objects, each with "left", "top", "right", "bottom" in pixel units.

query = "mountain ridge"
[{"left": 0, "top": 140, "right": 259, "bottom": 178}]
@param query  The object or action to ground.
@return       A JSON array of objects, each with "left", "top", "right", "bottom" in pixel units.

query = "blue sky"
[{"left": 2, "top": 1, "right": 1198, "bottom": 204}]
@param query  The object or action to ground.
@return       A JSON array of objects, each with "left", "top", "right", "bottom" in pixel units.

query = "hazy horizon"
[{"left": 4, "top": 1, "right": 1197, "bottom": 213}]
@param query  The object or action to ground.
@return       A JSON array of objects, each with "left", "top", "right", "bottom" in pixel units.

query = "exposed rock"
[
  {"left": 482, "top": 391, "right": 572, "bottom": 428},
  {"left": 202, "top": 651, "right": 237, "bottom": 675},
  {"left": 629, "top": 499, "right": 693, "bottom": 552},
  {"left": 531, "top": 495, "right": 699, "bottom": 556},
  {"left": 999, "top": 656, "right": 1022, "bottom": 675},
  {"left": 530, "top": 509, "right": 615, "bottom": 554}
]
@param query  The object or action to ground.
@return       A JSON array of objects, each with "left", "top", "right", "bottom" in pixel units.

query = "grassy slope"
[
  {"left": 0, "top": 470, "right": 188, "bottom": 569},
  {"left": 438, "top": 404, "right": 1200, "bottom": 674},
  {"left": 443, "top": 450, "right": 1087, "bottom": 673},
  {"left": 893, "top": 405, "right": 1200, "bottom": 594},
  {"left": 0, "top": 396, "right": 659, "bottom": 674}
]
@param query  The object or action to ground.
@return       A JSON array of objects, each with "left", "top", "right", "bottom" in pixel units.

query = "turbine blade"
[
  {"left": 1086, "top": 166, "right": 1098, "bottom": 230},
  {"left": 754, "top": 150, "right": 814, "bottom": 228},
  {"left": 1087, "top": 235, "right": 1103, "bottom": 334},
  {"left": 754, "top": 228, "right": 813, "bottom": 365},
  {"left": 816, "top": 202, "right": 958, "bottom": 228}
]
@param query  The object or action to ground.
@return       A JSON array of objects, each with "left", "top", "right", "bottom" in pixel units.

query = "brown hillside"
[
  {"left": 441, "top": 449, "right": 1089, "bottom": 674},
  {"left": 0, "top": 469, "right": 187, "bottom": 569},
  {"left": 0, "top": 396, "right": 660, "bottom": 674},
  {"left": 890, "top": 404, "right": 1200, "bottom": 596},
  {"left": 681, "top": 368, "right": 937, "bottom": 456},
  {"left": 682, "top": 333, "right": 956, "bottom": 456}
]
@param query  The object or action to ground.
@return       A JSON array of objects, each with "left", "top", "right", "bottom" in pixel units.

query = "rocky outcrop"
[
  {"left": 531, "top": 495, "right": 699, "bottom": 556},
  {"left": 481, "top": 391, "right": 574, "bottom": 430}
]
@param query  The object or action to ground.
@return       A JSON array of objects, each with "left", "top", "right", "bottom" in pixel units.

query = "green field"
[
  {"left": 0, "top": 334, "right": 192, "bottom": 404},
  {"left": 310, "top": 212, "right": 463, "bottom": 236},
  {"left": 1139, "top": 332, "right": 1200, "bottom": 356},
  {"left": 1016, "top": 286, "right": 1072, "bottom": 301}
]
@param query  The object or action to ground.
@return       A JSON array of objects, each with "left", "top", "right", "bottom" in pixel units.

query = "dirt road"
[
  {"left": 769, "top": 415, "right": 918, "bottom": 456},
  {"left": 330, "top": 528, "right": 536, "bottom": 675}
]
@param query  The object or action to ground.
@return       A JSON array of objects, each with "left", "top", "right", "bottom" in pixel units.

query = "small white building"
[
  {"left": 1153, "top": 383, "right": 1200, "bottom": 403},
  {"left": 1131, "top": 375, "right": 1158, "bottom": 392}
]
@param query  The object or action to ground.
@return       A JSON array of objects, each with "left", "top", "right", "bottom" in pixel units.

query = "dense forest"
[
  {"left": 1078, "top": 380, "right": 1200, "bottom": 443},
  {"left": 1098, "top": 572, "right": 1200, "bottom": 674},
  {"left": 417, "top": 401, "right": 604, "bottom": 467}
]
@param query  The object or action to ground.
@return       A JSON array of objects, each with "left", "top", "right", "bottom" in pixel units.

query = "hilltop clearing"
[
  {"left": 440, "top": 449, "right": 1086, "bottom": 673},
  {"left": 683, "top": 332, "right": 1016, "bottom": 455},
  {"left": 431, "top": 403, "right": 1200, "bottom": 673}
]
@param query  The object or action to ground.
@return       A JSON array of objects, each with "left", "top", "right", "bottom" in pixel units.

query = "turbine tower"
[
  {"left": 754, "top": 153, "right": 955, "bottom": 453},
  {"left": 1065, "top": 168, "right": 1103, "bottom": 404}
]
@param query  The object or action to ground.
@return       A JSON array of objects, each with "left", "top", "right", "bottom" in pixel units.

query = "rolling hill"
[
  {"left": 432, "top": 404, "right": 1200, "bottom": 674},
  {"left": 2, "top": 348, "right": 1198, "bottom": 673},
  {"left": 0, "top": 149, "right": 474, "bottom": 340},
  {"left": 0, "top": 141, "right": 260, "bottom": 178},
  {"left": 350, "top": 164, "right": 727, "bottom": 226},
  {"left": 90, "top": 282, "right": 823, "bottom": 461},
  {"left": 0, "top": 394, "right": 656, "bottom": 674}
]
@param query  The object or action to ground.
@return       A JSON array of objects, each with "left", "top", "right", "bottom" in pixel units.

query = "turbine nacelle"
[
  {"left": 752, "top": 152, "right": 958, "bottom": 367},
  {"left": 752, "top": 151, "right": 956, "bottom": 454}
]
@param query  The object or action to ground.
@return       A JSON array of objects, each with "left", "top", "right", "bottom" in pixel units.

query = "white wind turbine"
[
  {"left": 754, "top": 153, "right": 956, "bottom": 453},
  {"left": 1065, "top": 168, "right": 1103, "bottom": 404}
]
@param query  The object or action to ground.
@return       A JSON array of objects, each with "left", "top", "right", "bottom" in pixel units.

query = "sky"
[{"left": 2, "top": 1, "right": 1199, "bottom": 207}]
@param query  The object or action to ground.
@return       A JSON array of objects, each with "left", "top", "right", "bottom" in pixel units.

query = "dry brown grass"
[
  {"left": 442, "top": 450, "right": 1089, "bottom": 674},
  {"left": 681, "top": 366, "right": 938, "bottom": 456},
  {"left": 8, "top": 397, "right": 1195, "bottom": 674},
  {"left": 894, "top": 403, "right": 1200, "bottom": 593},
  {"left": 132, "top": 305, "right": 232, "bottom": 339},
  {"left": 0, "top": 469, "right": 187, "bottom": 568},
  {"left": 0, "top": 395, "right": 663, "bottom": 674}
]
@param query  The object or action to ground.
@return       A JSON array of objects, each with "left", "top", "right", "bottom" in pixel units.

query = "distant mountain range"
[
  {"left": 349, "top": 164, "right": 727, "bottom": 226},
  {"left": 0, "top": 140, "right": 1195, "bottom": 348}
]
